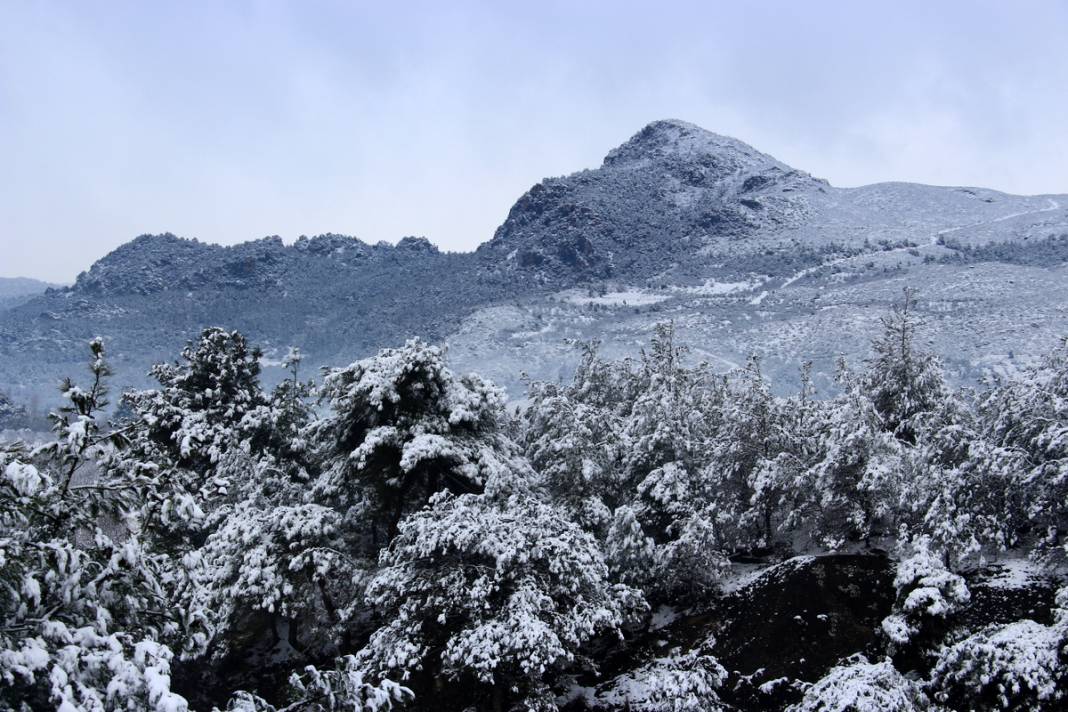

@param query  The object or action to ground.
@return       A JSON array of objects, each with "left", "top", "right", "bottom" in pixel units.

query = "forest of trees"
[{"left": 1, "top": 291, "right": 1066, "bottom": 711}]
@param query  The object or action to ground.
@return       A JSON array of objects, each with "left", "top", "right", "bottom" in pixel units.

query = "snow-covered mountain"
[
  {"left": 0, "top": 276, "right": 59, "bottom": 312},
  {"left": 1, "top": 119, "right": 1066, "bottom": 409}
]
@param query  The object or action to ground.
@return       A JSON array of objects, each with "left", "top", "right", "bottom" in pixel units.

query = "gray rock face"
[
  {"left": 479, "top": 119, "right": 821, "bottom": 282},
  {"left": 1, "top": 119, "right": 1067, "bottom": 409}
]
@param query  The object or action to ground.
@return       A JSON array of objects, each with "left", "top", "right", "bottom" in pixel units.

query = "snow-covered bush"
[
  {"left": 786, "top": 656, "right": 928, "bottom": 712},
  {"left": 927, "top": 620, "right": 1065, "bottom": 711},
  {"left": 220, "top": 655, "right": 412, "bottom": 712},
  {"left": 881, "top": 540, "right": 970, "bottom": 667},
  {"left": 609, "top": 647, "right": 729, "bottom": 712},
  {"left": 627, "top": 649, "right": 730, "bottom": 708},
  {"left": 650, "top": 511, "right": 730, "bottom": 598}
]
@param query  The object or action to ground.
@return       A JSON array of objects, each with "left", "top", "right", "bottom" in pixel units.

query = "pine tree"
[
  {"left": 356, "top": 490, "right": 645, "bottom": 710},
  {"left": 979, "top": 338, "right": 1068, "bottom": 554},
  {"left": 703, "top": 356, "right": 791, "bottom": 550},
  {"left": 0, "top": 339, "right": 192, "bottom": 711},
  {"left": 117, "top": 328, "right": 275, "bottom": 557},
  {"left": 802, "top": 359, "right": 905, "bottom": 547},
  {"left": 308, "top": 338, "right": 529, "bottom": 547},
  {"left": 864, "top": 288, "right": 948, "bottom": 442}
]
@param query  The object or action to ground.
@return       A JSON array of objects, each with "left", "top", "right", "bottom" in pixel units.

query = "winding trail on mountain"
[{"left": 777, "top": 197, "right": 1062, "bottom": 292}]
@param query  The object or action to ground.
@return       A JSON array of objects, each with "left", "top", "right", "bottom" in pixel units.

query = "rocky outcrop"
[{"left": 479, "top": 119, "right": 822, "bottom": 282}]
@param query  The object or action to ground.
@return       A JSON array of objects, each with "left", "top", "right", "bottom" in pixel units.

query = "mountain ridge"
[{"left": 2, "top": 119, "right": 1067, "bottom": 412}]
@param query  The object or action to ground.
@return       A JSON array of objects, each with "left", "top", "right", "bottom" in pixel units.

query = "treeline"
[
  {"left": 936, "top": 232, "right": 1068, "bottom": 266},
  {"left": 1, "top": 290, "right": 1066, "bottom": 711}
]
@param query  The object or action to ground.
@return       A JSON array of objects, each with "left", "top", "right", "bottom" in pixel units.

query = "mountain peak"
[{"left": 603, "top": 119, "right": 791, "bottom": 174}]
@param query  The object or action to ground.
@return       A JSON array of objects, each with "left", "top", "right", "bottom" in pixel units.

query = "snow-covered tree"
[
  {"left": 979, "top": 338, "right": 1068, "bottom": 555},
  {"left": 0, "top": 339, "right": 191, "bottom": 711},
  {"left": 801, "top": 361, "right": 905, "bottom": 548},
  {"left": 863, "top": 288, "right": 948, "bottom": 443},
  {"left": 705, "top": 360, "right": 823, "bottom": 551},
  {"left": 126, "top": 327, "right": 270, "bottom": 472},
  {"left": 700, "top": 356, "right": 775, "bottom": 550},
  {"left": 900, "top": 405, "right": 1028, "bottom": 569},
  {"left": 308, "top": 338, "right": 526, "bottom": 547},
  {"left": 117, "top": 328, "right": 277, "bottom": 555},
  {"left": 786, "top": 656, "right": 928, "bottom": 712},
  {"left": 356, "top": 490, "right": 646, "bottom": 710},
  {"left": 189, "top": 501, "right": 364, "bottom": 665},
  {"left": 624, "top": 323, "right": 723, "bottom": 489},
  {"left": 520, "top": 378, "right": 625, "bottom": 533},
  {"left": 604, "top": 504, "right": 656, "bottom": 587}
]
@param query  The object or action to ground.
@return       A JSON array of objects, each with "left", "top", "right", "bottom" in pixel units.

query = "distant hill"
[
  {"left": 0, "top": 276, "right": 61, "bottom": 313},
  {"left": 1, "top": 119, "right": 1066, "bottom": 412},
  {"left": 0, "top": 276, "right": 59, "bottom": 298}
]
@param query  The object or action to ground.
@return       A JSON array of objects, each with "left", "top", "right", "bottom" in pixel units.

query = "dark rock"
[{"left": 569, "top": 554, "right": 895, "bottom": 712}]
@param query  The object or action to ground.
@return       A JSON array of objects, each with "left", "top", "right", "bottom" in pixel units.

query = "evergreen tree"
[
  {"left": 979, "top": 338, "right": 1068, "bottom": 554},
  {"left": 308, "top": 338, "right": 529, "bottom": 547},
  {"left": 0, "top": 339, "right": 192, "bottom": 711},
  {"left": 802, "top": 359, "right": 905, "bottom": 547},
  {"left": 356, "top": 489, "right": 645, "bottom": 711},
  {"left": 864, "top": 288, "right": 948, "bottom": 442}
]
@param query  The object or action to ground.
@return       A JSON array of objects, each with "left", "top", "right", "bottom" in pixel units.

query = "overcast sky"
[{"left": 2, "top": 1, "right": 1067, "bottom": 282}]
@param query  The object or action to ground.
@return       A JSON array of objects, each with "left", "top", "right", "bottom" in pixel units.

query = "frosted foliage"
[
  {"left": 600, "top": 648, "right": 728, "bottom": 712},
  {"left": 310, "top": 338, "right": 532, "bottom": 541},
  {"left": 1, "top": 339, "right": 194, "bottom": 711},
  {"left": 929, "top": 620, "right": 1066, "bottom": 711},
  {"left": 358, "top": 491, "right": 645, "bottom": 707},
  {"left": 980, "top": 338, "right": 1068, "bottom": 548},
  {"left": 786, "top": 657, "right": 928, "bottom": 712},
  {"left": 191, "top": 501, "right": 363, "bottom": 658},
  {"left": 881, "top": 543, "right": 969, "bottom": 648}
]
